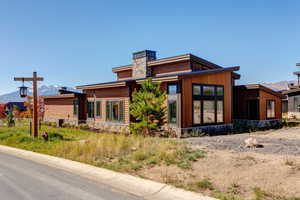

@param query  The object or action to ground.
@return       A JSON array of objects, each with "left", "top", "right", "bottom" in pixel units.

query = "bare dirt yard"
[{"left": 138, "top": 127, "right": 300, "bottom": 200}]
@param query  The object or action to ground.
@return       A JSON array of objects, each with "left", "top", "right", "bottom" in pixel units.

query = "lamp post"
[{"left": 14, "top": 72, "right": 44, "bottom": 138}]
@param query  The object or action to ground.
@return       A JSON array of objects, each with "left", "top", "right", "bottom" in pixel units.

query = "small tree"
[
  {"left": 6, "top": 110, "right": 15, "bottom": 127},
  {"left": 130, "top": 78, "right": 166, "bottom": 135}
]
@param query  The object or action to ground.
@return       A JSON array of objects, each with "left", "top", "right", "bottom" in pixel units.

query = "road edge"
[{"left": 0, "top": 145, "right": 217, "bottom": 200}]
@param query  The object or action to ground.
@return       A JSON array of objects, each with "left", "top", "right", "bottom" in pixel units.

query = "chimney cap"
[{"left": 133, "top": 50, "right": 156, "bottom": 60}]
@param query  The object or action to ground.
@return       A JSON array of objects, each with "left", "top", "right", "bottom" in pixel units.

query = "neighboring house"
[
  {"left": 5, "top": 102, "right": 26, "bottom": 112},
  {"left": 281, "top": 63, "right": 300, "bottom": 119},
  {"left": 44, "top": 50, "right": 241, "bottom": 135},
  {"left": 0, "top": 103, "right": 6, "bottom": 119},
  {"left": 233, "top": 84, "right": 284, "bottom": 126}
]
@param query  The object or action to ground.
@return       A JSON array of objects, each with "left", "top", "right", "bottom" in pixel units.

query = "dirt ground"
[{"left": 138, "top": 127, "right": 300, "bottom": 199}]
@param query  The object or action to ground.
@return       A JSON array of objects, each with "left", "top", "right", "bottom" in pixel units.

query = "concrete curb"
[{"left": 0, "top": 145, "right": 217, "bottom": 200}]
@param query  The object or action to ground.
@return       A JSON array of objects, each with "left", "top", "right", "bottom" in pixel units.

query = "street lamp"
[{"left": 19, "top": 79, "right": 28, "bottom": 98}]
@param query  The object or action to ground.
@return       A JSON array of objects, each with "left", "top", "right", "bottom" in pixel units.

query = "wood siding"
[
  {"left": 44, "top": 98, "right": 75, "bottom": 120},
  {"left": 181, "top": 71, "right": 233, "bottom": 128},
  {"left": 151, "top": 61, "right": 190, "bottom": 76},
  {"left": 117, "top": 70, "right": 132, "bottom": 80},
  {"left": 259, "top": 90, "right": 282, "bottom": 120}
]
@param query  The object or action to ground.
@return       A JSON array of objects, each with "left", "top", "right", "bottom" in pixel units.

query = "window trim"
[
  {"left": 192, "top": 84, "right": 225, "bottom": 126},
  {"left": 266, "top": 99, "right": 276, "bottom": 119}
]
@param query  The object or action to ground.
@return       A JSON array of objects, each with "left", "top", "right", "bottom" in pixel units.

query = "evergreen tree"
[{"left": 130, "top": 78, "right": 166, "bottom": 135}]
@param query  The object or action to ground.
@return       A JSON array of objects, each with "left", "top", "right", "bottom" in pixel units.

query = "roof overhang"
[
  {"left": 237, "top": 84, "right": 286, "bottom": 99},
  {"left": 42, "top": 94, "right": 75, "bottom": 99},
  {"left": 76, "top": 81, "right": 127, "bottom": 90},
  {"left": 177, "top": 66, "right": 240, "bottom": 79},
  {"left": 112, "top": 65, "right": 132, "bottom": 73}
]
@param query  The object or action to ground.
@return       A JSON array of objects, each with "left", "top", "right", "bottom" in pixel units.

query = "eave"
[
  {"left": 42, "top": 94, "right": 75, "bottom": 99},
  {"left": 76, "top": 81, "right": 127, "bottom": 90}
]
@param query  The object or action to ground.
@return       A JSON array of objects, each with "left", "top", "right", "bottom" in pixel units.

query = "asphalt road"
[{"left": 0, "top": 152, "right": 143, "bottom": 200}]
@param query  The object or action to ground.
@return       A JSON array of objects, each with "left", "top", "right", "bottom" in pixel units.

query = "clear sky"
[{"left": 0, "top": 0, "right": 300, "bottom": 95}]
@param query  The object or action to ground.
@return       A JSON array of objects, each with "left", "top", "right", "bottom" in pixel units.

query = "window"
[
  {"left": 87, "top": 101, "right": 95, "bottom": 118},
  {"left": 73, "top": 99, "right": 79, "bottom": 116},
  {"left": 192, "top": 84, "right": 224, "bottom": 125},
  {"left": 216, "top": 87, "right": 224, "bottom": 96},
  {"left": 96, "top": 101, "right": 101, "bottom": 117},
  {"left": 267, "top": 100, "right": 275, "bottom": 119},
  {"left": 168, "top": 100, "right": 177, "bottom": 124},
  {"left": 168, "top": 84, "right": 178, "bottom": 94},
  {"left": 203, "top": 100, "right": 215, "bottom": 124},
  {"left": 203, "top": 86, "right": 215, "bottom": 96},
  {"left": 193, "top": 85, "right": 201, "bottom": 96},
  {"left": 217, "top": 100, "right": 224, "bottom": 123},
  {"left": 106, "top": 100, "right": 124, "bottom": 122},
  {"left": 193, "top": 100, "right": 201, "bottom": 124}
]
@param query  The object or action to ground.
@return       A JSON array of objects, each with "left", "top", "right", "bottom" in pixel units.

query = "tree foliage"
[{"left": 130, "top": 78, "right": 166, "bottom": 135}]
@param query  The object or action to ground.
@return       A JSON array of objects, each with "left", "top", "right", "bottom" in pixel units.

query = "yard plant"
[{"left": 129, "top": 78, "right": 166, "bottom": 135}]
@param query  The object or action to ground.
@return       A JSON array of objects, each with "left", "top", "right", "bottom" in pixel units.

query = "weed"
[{"left": 196, "top": 178, "right": 214, "bottom": 191}]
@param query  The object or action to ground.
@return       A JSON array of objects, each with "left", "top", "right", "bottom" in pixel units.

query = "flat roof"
[
  {"left": 77, "top": 66, "right": 240, "bottom": 90},
  {"left": 112, "top": 53, "right": 225, "bottom": 73},
  {"left": 236, "top": 84, "right": 286, "bottom": 98},
  {"left": 42, "top": 94, "right": 75, "bottom": 99}
]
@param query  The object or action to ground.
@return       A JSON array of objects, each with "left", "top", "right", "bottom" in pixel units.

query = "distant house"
[
  {"left": 43, "top": 50, "right": 284, "bottom": 135},
  {"left": 5, "top": 102, "right": 26, "bottom": 112},
  {"left": 0, "top": 104, "right": 6, "bottom": 119}
]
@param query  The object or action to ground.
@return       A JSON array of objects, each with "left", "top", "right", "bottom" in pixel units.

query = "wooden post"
[
  {"left": 14, "top": 72, "right": 44, "bottom": 138},
  {"left": 33, "top": 72, "right": 38, "bottom": 138}
]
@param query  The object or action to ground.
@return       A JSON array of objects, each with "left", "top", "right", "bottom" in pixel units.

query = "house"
[
  {"left": 0, "top": 103, "right": 6, "bottom": 119},
  {"left": 44, "top": 50, "right": 241, "bottom": 135},
  {"left": 233, "top": 84, "right": 284, "bottom": 127},
  {"left": 282, "top": 63, "right": 300, "bottom": 119}
]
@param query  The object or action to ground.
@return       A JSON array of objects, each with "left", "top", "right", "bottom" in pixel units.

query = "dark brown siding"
[
  {"left": 181, "top": 71, "right": 233, "bottom": 128},
  {"left": 259, "top": 90, "right": 282, "bottom": 120},
  {"left": 233, "top": 87, "right": 259, "bottom": 119},
  {"left": 84, "top": 86, "right": 130, "bottom": 98},
  {"left": 151, "top": 61, "right": 190, "bottom": 76},
  {"left": 117, "top": 70, "right": 132, "bottom": 80}
]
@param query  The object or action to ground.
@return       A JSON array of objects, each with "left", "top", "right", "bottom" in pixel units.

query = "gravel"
[{"left": 186, "top": 128, "right": 300, "bottom": 156}]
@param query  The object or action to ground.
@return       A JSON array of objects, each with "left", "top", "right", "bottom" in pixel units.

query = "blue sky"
[{"left": 0, "top": 0, "right": 300, "bottom": 95}]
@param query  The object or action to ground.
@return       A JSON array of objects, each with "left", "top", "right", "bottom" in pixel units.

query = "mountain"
[
  {"left": 0, "top": 85, "right": 77, "bottom": 103},
  {"left": 262, "top": 80, "right": 297, "bottom": 92}
]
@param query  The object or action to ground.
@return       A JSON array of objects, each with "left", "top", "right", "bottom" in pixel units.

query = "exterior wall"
[
  {"left": 84, "top": 86, "right": 130, "bottom": 132},
  {"left": 233, "top": 88, "right": 259, "bottom": 119},
  {"left": 44, "top": 97, "right": 77, "bottom": 124},
  {"left": 259, "top": 90, "right": 282, "bottom": 120},
  {"left": 117, "top": 69, "right": 132, "bottom": 80},
  {"left": 191, "top": 62, "right": 210, "bottom": 71},
  {"left": 181, "top": 71, "right": 233, "bottom": 128},
  {"left": 151, "top": 61, "right": 190, "bottom": 76},
  {"left": 287, "top": 95, "right": 300, "bottom": 119}
]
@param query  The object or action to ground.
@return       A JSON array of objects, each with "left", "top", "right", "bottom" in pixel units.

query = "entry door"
[{"left": 247, "top": 100, "right": 259, "bottom": 120}]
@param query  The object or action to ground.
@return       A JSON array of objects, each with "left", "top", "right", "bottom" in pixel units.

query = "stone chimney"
[{"left": 132, "top": 50, "right": 156, "bottom": 79}]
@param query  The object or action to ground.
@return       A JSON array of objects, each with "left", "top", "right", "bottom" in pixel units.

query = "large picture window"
[
  {"left": 267, "top": 100, "right": 275, "bottom": 119},
  {"left": 106, "top": 100, "right": 124, "bottom": 122},
  {"left": 192, "top": 84, "right": 224, "bottom": 125}
]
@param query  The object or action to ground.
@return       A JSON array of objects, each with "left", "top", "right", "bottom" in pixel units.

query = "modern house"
[
  {"left": 233, "top": 84, "right": 284, "bottom": 127},
  {"left": 44, "top": 50, "right": 241, "bottom": 135},
  {"left": 282, "top": 63, "right": 300, "bottom": 119}
]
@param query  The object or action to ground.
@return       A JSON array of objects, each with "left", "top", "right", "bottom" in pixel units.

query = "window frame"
[
  {"left": 192, "top": 84, "right": 225, "bottom": 126},
  {"left": 266, "top": 99, "right": 276, "bottom": 119},
  {"left": 95, "top": 101, "right": 102, "bottom": 118},
  {"left": 168, "top": 99, "right": 177, "bottom": 124},
  {"left": 73, "top": 99, "right": 79, "bottom": 117},
  {"left": 87, "top": 101, "right": 95, "bottom": 119},
  {"left": 106, "top": 100, "right": 125, "bottom": 123}
]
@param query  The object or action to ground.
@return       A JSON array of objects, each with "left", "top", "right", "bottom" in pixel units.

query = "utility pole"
[{"left": 14, "top": 72, "right": 44, "bottom": 138}]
